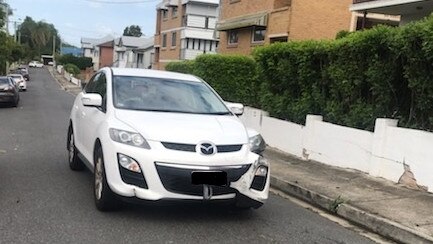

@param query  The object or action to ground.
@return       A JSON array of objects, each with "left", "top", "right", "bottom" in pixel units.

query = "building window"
[
  {"left": 172, "top": 6, "right": 178, "bottom": 18},
  {"left": 252, "top": 27, "right": 266, "bottom": 43},
  {"left": 228, "top": 30, "right": 238, "bottom": 45},
  {"left": 182, "top": 15, "right": 187, "bottom": 26},
  {"left": 270, "top": 36, "right": 288, "bottom": 44},
  {"left": 137, "top": 53, "right": 144, "bottom": 64},
  {"left": 274, "top": 0, "right": 291, "bottom": 9},
  {"left": 162, "top": 33, "right": 167, "bottom": 48},
  {"left": 171, "top": 32, "right": 177, "bottom": 47},
  {"left": 162, "top": 9, "right": 168, "bottom": 20}
]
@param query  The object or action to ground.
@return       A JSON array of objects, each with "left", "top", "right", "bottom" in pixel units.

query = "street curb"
[
  {"left": 270, "top": 175, "right": 433, "bottom": 244},
  {"left": 47, "top": 67, "right": 80, "bottom": 96}
]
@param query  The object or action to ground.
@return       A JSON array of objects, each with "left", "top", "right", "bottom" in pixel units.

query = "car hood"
[
  {"left": 114, "top": 109, "right": 248, "bottom": 145},
  {"left": 0, "top": 84, "right": 10, "bottom": 90}
]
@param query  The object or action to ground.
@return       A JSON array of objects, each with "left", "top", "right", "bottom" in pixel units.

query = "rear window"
[{"left": 0, "top": 78, "right": 9, "bottom": 84}]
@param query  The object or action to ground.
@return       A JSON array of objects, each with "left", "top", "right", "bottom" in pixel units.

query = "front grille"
[
  {"left": 155, "top": 163, "right": 251, "bottom": 196},
  {"left": 161, "top": 142, "right": 195, "bottom": 152},
  {"left": 216, "top": 145, "right": 243, "bottom": 153},
  {"left": 161, "top": 142, "right": 243, "bottom": 153}
]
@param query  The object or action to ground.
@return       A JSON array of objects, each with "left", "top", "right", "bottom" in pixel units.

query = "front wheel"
[
  {"left": 94, "top": 146, "right": 121, "bottom": 211},
  {"left": 67, "top": 126, "right": 85, "bottom": 171}
]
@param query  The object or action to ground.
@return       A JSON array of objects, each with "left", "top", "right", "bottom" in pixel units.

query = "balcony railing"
[{"left": 353, "top": 0, "right": 377, "bottom": 3}]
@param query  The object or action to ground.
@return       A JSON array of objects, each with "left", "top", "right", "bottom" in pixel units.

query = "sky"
[{"left": 6, "top": 0, "right": 159, "bottom": 47}]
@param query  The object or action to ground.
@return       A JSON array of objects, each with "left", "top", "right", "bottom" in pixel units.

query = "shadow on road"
[
  {"left": 115, "top": 202, "right": 258, "bottom": 223},
  {"left": 0, "top": 103, "right": 16, "bottom": 109}
]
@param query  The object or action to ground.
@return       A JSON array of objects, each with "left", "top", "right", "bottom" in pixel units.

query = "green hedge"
[
  {"left": 166, "top": 15, "right": 433, "bottom": 131},
  {"left": 58, "top": 54, "right": 92, "bottom": 70},
  {"left": 64, "top": 63, "right": 80, "bottom": 76},
  {"left": 166, "top": 55, "right": 260, "bottom": 107},
  {"left": 254, "top": 15, "right": 433, "bottom": 131},
  {"left": 165, "top": 60, "right": 195, "bottom": 74}
]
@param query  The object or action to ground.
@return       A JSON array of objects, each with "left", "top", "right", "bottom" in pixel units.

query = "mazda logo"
[{"left": 197, "top": 142, "right": 217, "bottom": 155}]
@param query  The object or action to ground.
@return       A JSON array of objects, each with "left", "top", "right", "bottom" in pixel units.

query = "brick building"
[
  {"left": 97, "top": 40, "right": 114, "bottom": 69},
  {"left": 216, "top": 0, "right": 354, "bottom": 55},
  {"left": 154, "top": 0, "right": 220, "bottom": 70}
]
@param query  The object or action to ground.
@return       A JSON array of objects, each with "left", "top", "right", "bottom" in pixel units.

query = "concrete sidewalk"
[
  {"left": 48, "top": 67, "right": 81, "bottom": 95},
  {"left": 266, "top": 147, "right": 433, "bottom": 244}
]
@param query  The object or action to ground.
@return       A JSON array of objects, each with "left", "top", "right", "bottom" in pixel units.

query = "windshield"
[
  {"left": 0, "top": 78, "right": 9, "bottom": 84},
  {"left": 113, "top": 75, "right": 231, "bottom": 115}
]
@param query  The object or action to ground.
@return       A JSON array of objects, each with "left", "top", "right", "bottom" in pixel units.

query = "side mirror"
[
  {"left": 225, "top": 102, "right": 244, "bottom": 116},
  {"left": 81, "top": 81, "right": 87, "bottom": 90},
  {"left": 81, "top": 93, "right": 102, "bottom": 107}
]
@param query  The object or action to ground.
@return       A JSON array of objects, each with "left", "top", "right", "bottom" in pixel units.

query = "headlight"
[
  {"left": 109, "top": 128, "right": 150, "bottom": 149},
  {"left": 249, "top": 134, "right": 266, "bottom": 154}
]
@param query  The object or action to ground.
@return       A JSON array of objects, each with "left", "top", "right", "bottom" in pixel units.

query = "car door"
[
  {"left": 74, "top": 73, "right": 100, "bottom": 156},
  {"left": 80, "top": 71, "right": 108, "bottom": 164}
]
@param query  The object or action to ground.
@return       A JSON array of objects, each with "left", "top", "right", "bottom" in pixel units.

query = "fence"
[{"left": 240, "top": 107, "right": 433, "bottom": 193}]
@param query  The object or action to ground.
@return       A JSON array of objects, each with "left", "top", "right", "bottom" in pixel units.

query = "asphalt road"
[{"left": 0, "top": 68, "right": 375, "bottom": 244}]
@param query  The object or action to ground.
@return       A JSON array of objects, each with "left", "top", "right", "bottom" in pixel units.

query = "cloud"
[
  {"left": 88, "top": 2, "right": 103, "bottom": 9},
  {"left": 94, "top": 23, "right": 118, "bottom": 37}
]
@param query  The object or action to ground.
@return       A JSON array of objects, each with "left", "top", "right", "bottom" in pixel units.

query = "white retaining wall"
[
  {"left": 240, "top": 107, "right": 433, "bottom": 192},
  {"left": 56, "top": 65, "right": 81, "bottom": 87}
]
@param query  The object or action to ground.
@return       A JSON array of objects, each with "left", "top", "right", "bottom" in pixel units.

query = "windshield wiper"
[{"left": 204, "top": 112, "right": 232, "bottom": 115}]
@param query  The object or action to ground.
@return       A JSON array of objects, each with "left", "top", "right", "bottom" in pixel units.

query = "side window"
[
  {"left": 93, "top": 73, "right": 107, "bottom": 111},
  {"left": 84, "top": 73, "right": 100, "bottom": 93},
  {"left": 93, "top": 73, "right": 107, "bottom": 98}
]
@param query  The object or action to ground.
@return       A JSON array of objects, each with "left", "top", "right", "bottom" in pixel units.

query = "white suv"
[{"left": 67, "top": 68, "right": 269, "bottom": 211}]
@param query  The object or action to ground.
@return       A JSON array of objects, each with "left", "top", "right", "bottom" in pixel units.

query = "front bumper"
[
  {"left": 102, "top": 139, "right": 270, "bottom": 205},
  {"left": 0, "top": 93, "right": 16, "bottom": 103}
]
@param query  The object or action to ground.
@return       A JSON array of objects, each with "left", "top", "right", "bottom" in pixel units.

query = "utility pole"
[
  {"left": 13, "top": 21, "right": 17, "bottom": 42},
  {"left": 4, "top": 2, "right": 9, "bottom": 35},
  {"left": 52, "top": 34, "right": 56, "bottom": 65}
]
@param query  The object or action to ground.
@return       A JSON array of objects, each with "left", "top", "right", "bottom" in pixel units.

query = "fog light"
[
  {"left": 255, "top": 166, "right": 268, "bottom": 177},
  {"left": 118, "top": 154, "right": 141, "bottom": 173}
]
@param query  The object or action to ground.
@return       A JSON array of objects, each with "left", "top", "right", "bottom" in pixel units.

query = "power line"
[{"left": 82, "top": 0, "right": 158, "bottom": 4}]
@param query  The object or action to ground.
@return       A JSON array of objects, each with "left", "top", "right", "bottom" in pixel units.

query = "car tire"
[
  {"left": 94, "top": 145, "right": 121, "bottom": 211},
  {"left": 67, "top": 126, "right": 85, "bottom": 171}
]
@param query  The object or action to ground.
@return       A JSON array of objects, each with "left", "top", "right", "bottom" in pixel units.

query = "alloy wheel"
[{"left": 95, "top": 157, "right": 103, "bottom": 200}]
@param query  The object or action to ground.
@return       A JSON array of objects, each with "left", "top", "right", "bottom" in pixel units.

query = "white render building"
[{"left": 154, "top": 0, "right": 219, "bottom": 70}]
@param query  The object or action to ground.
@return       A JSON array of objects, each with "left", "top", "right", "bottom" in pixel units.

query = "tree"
[
  {"left": 18, "top": 17, "right": 61, "bottom": 59},
  {"left": 0, "top": 7, "right": 5, "bottom": 28},
  {"left": 123, "top": 25, "right": 142, "bottom": 37}
]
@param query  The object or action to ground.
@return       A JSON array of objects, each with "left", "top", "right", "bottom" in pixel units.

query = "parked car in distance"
[
  {"left": 9, "top": 74, "right": 27, "bottom": 91},
  {"left": 29, "top": 61, "right": 44, "bottom": 68},
  {"left": 0, "top": 76, "right": 19, "bottom": 107},
  {"left": 12, "top": 69, "right": 30, "bottom": 81},
  {"left": 68, "top": 68, "right": 269, "bottom": 211}
]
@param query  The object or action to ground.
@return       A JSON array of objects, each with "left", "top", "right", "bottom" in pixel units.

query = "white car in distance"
[
  {"left": 28, "top": 61, "right": 44, "bottom": 68},
  {"left": 9, "top": 74, "right": 27, "bottom": 91},
  {"left": 67, "top": 68, "right": 269, "bottom": 211}
]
